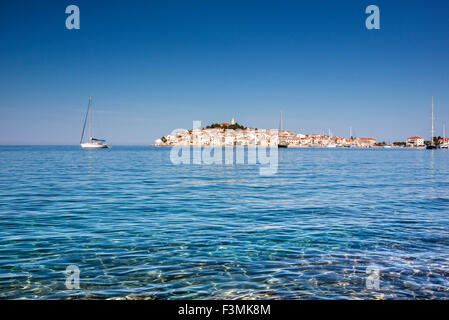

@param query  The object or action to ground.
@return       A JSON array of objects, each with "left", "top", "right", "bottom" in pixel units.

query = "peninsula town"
[{"left": 154, "top": 119, "right": 449, "bottom": 148}]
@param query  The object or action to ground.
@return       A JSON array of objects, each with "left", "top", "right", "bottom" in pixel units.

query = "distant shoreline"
[{"left": 0, "top": 145, "right": 442, "bottom": 150}]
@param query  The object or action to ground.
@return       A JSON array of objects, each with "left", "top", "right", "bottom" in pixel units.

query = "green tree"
[{"left": 205, "top": 122, "right": 247, "bottom": 130}]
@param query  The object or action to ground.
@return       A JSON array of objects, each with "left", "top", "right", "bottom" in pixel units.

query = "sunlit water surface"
[{"left": 0, "top": 146, "right": 448, "bottom": 299}]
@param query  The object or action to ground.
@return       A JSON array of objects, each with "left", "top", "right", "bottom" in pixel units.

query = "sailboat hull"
[{"left": 81, "top": 143, "right": 109, "bottom": 149}]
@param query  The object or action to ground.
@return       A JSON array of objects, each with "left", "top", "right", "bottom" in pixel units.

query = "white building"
[{"left": 406, "top": 136, "right": 424, "bottom": 147}]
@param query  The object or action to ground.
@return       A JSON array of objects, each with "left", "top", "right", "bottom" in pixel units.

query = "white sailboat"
[
  {"left": 327, "top": 128, "right": 337, "bottom": 148},
  {"left": 80, "top": 97, "right": 109, "bottom": 149},
  {"left": 278, "top": 110, "right": 288, "bottom": 148},
  {"left": 426, "top": 96, "right": 437, "bottom": 150}
]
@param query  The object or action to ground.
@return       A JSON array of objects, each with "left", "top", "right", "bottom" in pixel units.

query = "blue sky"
[{"left": 0, "top": 0, "right": 448, "bottom": 144}]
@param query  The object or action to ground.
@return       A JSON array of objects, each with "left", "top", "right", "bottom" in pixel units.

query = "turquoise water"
[{"left": 0, "top": 146, "right": 448, "bottom": 299}]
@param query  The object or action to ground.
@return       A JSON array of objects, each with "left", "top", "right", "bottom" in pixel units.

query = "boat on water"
[
  {"left": 81, "top": 138, "right": 109, "bottom": 149},
  {"left": 278, "top": 110, "right": 288, "bottom": 148},
  {"left": 426, "top": 96, "right": 437, "bottom": 150},
  {"left": 326, "top": 128, "right": 337, "bottom": 147},
  {"left": 80, "top": 97, "right": 109, "bottom": 149}
]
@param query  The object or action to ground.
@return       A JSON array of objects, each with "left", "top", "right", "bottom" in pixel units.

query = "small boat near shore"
[
  {"left": 80, "top": 97, "right": 109, "bottom": 149},
  {"left": 277, "top": 110, "right": 288, "bottom": 148},
  {"left": 427, "top": 96, "right": 437, "bottom": 150}
]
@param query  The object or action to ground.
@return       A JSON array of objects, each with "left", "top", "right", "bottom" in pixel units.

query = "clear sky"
[{"left": 0, "top": 0, "right": 448, "bottom": 144}]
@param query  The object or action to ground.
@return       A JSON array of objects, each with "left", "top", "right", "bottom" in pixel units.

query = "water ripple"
[{"left": 0, "top": 146, "right": 448, "bottom": 299}]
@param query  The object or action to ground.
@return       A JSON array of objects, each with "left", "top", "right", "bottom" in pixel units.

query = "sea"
[{"left": 0, "top": 146, "right": 448, "bottom": 299}]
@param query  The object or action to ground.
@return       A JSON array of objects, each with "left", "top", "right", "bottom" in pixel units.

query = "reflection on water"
[{"left": 0, "top": 146, "right": 448, "bottom": 299}]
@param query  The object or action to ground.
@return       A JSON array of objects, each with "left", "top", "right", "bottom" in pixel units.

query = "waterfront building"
[
  {"left": 358, "top": 138, "right": 377, "bottom": 147},
  {"left": 154, "top": 123, "right": 377, "bottom": 148},
  {"left": 406, "top": 136, "right": 424, "bottom": 147}
]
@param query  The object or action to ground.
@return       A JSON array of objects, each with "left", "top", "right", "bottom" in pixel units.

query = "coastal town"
[{"left": 154, "top": 118, "right": 449, "bottom": 149}]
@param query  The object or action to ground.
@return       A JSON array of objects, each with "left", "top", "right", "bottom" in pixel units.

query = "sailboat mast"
[
  {"left": 431, "top": 95, "right": 434, "bottom": 145},
  {"left": 89, "top": 96, "right": 92, "bottom": 140},
  {"left": 279, "top": 110, "right": 283, "bottom": 131},
  {"left": 80, "top": 98, "right": 90, "bottom": 144},
  {"left": 443, "top": 123, "right": 446, "bottom": 143},
  {"left": 278, "top": 111, "right": 280, "bottom": 131}
]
